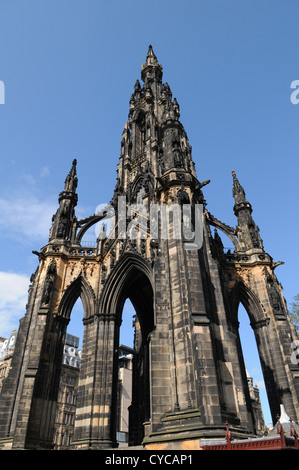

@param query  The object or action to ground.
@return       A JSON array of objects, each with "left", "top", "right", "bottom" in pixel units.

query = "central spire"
[
  {"left": 113, "top": 46, "right": 197, "bottom": 207},
  {"left": 141, "top": 45, "right": 163, "bottom": 101}
]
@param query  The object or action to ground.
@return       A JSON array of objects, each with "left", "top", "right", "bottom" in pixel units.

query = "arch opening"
[
  {"left": 237, "top": 303, "right": 272, "bottom": 432},
  {"left": 66, "top": 298, "right": 84, "bottom": 345},
  {"left": 53, "top": 298, "right": 84, "bottom": 449},
  {"left": 25, "top": 279, "right": 90, "bottom": 450},
  {"left": 110, "top": 261, "right": 155, "bottom": 447},
  {"left": 58, "top": 276, "right": 96, "bottom": 321},
  {"left": 116, "top": 299, "right": 135, "bottom": 447}
]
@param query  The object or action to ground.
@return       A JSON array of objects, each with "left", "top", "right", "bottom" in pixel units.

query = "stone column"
[
  {"left": 12, "top": 307, "right": 65, "bottom": 449},
  {"left": 72, "top": 313, "right": 117, "bottom": 449}
]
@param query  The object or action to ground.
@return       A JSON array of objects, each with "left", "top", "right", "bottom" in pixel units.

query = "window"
[{"left": 135, "top": 113, "right": 146, "bottom": 156}]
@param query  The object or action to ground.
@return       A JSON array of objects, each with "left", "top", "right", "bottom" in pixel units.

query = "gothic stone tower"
[{"left": 0, "top": 46, "right": 298, "bottom": 450}]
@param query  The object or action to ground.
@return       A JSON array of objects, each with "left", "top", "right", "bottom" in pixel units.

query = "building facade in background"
[
  {"left": 1, "top": 331, "right": 133, "bottom": 449},
  {"left": 53, "top": 333, "right": 81, "bottom": 449}
]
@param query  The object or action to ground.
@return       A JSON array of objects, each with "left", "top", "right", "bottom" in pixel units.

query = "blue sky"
[{"left": 0, "top": 0, "right": 298, "bottom": 425}]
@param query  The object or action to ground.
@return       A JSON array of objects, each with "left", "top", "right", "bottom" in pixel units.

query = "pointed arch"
[
  {"left": 230, "top": 281, "right": 267, "bottom": 328},
  {"left": 58, "top": 275, "right": 96, "bottom": 321},
  {"left": 131, "top": 174, "right": 146, "bottom": 198},
  {"left": 98, "top": 251, "right": 155, "bottom": 446},
  {"left": 228, "top": 280, "right": 279, "bottom": 426},
  {"left": 99, "top": 252, "right": 154, "bottom": 337}
]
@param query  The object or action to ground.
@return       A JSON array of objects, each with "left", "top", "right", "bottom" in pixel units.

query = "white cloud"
[
  {"left": 0, "top": 192, "right": 92, "bottom": 245},
  {"left": 40, "top": 166, "right": 50, "bottom": 178},
  {"left": 0, "top": 195, "right": 56, "bottom": 243},
  {"left": 0, "top": 272, "right": 30, "bottom": 337}
]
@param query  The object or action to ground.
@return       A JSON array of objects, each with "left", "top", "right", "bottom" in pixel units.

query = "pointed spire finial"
[
  {"left": 141, "top": 45, "right": 163, "bottom": 86},
  {"left": 232, "top": 170, "right": 246, "bottom": 201},
  {"left": 231, "top": 170, "right": 264, "bottom": 251},
  {"left": 64, "top": 158, "right": 78, "bottom": 193},
  {"left": 146, "top": 44, "right": 158, "bottom": 65}
]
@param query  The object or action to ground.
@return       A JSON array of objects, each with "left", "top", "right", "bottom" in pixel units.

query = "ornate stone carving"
[{"left": 41, "top": 259, "right": 56, "bottom": 306}]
